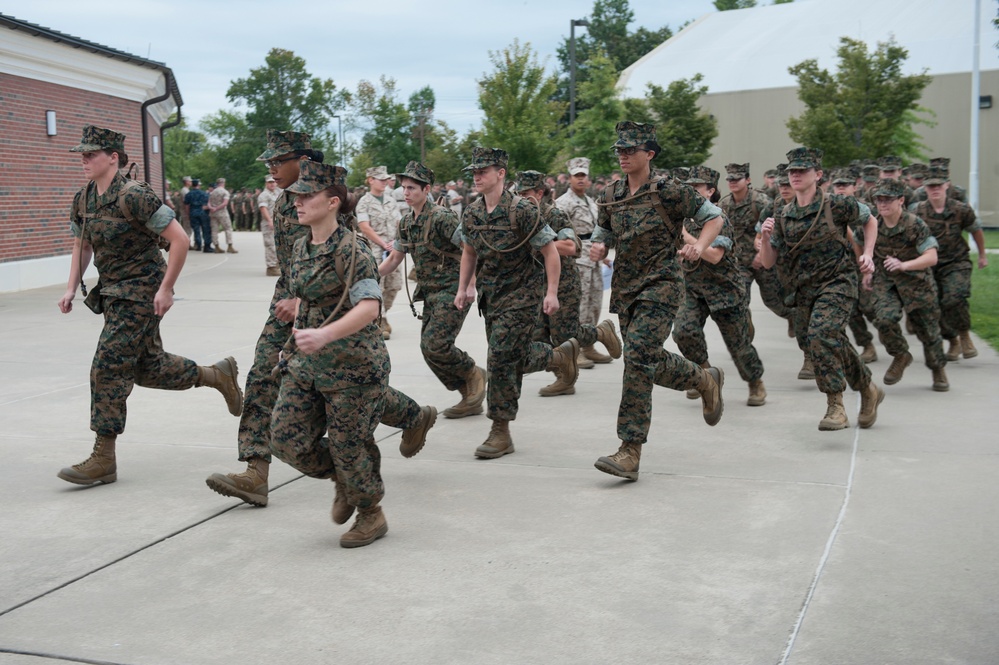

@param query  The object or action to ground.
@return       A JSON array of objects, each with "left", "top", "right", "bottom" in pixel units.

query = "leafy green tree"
[
  {"left": 569, "top": 52, "right": 625, "bottom": 175},
  {"left": 786, "top": 37, "right": 933, "bottom": 165},
  {"left": 622, "top": 74, "right": 717, "bottom": 168},
  {"left": 714, "top": 0, "right": 756, "bottom": 9},
  {"left": 478, "top": 40, "right": 566, "bottom": 173},
  {"left": 163, "top": 116, "right": 211, "bottom": 186}
]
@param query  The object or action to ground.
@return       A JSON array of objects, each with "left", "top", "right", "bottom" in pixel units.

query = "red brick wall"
[{"left": 0, "top": 72, "right": 166, "bottom": 263}]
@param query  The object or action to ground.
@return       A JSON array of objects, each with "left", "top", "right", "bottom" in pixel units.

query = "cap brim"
[
  {"left": 69, "top": 143, "right": 105, "bottom": 152},
  {"left": 568, "top": 169, "right": 588, "bottom": 176},
  {"left": 725, "top": 175, "right": 745, "bottom": 181},
  {"left": 923, "top": 178, "right": 947, "bottom": 185},
  {"left": 256, "top": 148, "right": 294, "bottom": 162}
]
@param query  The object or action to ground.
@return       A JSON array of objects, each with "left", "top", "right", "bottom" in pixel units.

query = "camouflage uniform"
[
  {"left": 909, "top": 171, "right": 981, "bottom": 341},
  {"left": 231, "top": 190, "right": 244, "bottom": 230},
  {"left": 593, "top": 135, "right": 723, "bottom": 444},
  {"left": 169, "top": 190, "right": 188, "bottom": 236},
  {"left": 257, "top": 183, "right": 281, "bottom": 270},
  {"left": 179, "top": 183, "right": 192, "bottom": 240},
  {"left": 70, "top": 152, "right": 197, "bottom": 436},
  {"left": 357, "top": 167, "right": 402, "bottom": 315},
  {"left": 768, "top": 153, "right": 874, "bottom": 396},
  {"left": 460, "top": 174, "right": 557, "bottom": 422},
  {"left": 208, "top": 184, "right": 234, "bottom": 250},
  {"left": 555, "top": 158, "right": 604, "bottom": 331}
]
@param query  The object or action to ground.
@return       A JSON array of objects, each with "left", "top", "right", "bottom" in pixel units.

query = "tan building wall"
[{"left": 696, "top": 72, "right": 999, "bottom": 225}]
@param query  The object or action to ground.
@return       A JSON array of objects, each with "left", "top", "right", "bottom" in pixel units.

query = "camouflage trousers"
[
  {"left": 419, "top": 291, "right": 475, "bottom": 392},
  {"left": 210, "top": 211, "right": 234, "bottom": 248},
  {"left": 483, "top": 299, "right": 551, "bottom": 422},
  {"left": 848, "top": 287, "right": 875, "bottom": 347},
  {"left": 534, "top": 265, "right": 598, "bottom": 347},
  {"left": 90, "top": 298, "right": 198, "bottom": 436},
  {"left": 793, "top": 288, "right": 872, "bottom": 395},
  {"left": 270, "top": 380, "right": 386, "bottom": 510},
  {"left": 617, "top": 299, "right": 703, "bottom": 444},
  {"left": 673, "top": 296, "right": 764, "bottom": 383},
  {"left": 261, "top": 219, "right": 277, "bottom": 268},
  {"left": 741, "top": 263, "right": 792, "bottom": 320},
  {"left": 179, "top": 211, "right": 192, "bottom": 236},
  {"left": 871, "top": 284, "right": 945, "bottom": 370},
  {"left": 577, "top": 262, "right": 604, "bottom": 328},
  {"left": 933, "top": 260, "right": 972, "bottom": 339}
]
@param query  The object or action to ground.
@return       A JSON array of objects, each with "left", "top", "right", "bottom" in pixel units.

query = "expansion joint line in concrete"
[
  {"left": 0, "top": 646, "right": 133, "bottom": 665},
  {"left": 777, "top": 393, "right": 863, "bottom": 665}
]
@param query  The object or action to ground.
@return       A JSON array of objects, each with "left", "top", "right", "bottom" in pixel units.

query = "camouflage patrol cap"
[
  {"left": 776, "top": 164, "right": 790, "bottom": 185},
  {"left": 785, "top": 147, "right": 823, "bottom": 170},
  {"left": 861, "top": 165, "right": 881, "bottom": 182},
  {"left": 515, "top": 170, "right": 546, "bottom": 192},
  {"left": 764, "top": 168, "right": 778, "bottom": 178},
  {"left": 830, "top": 168, "right": 854, "bottom": 185},
  {"left": 672, "top": 167, "right": 690, "bottom": 182},
  {"left": 872, "top": 179, "right": 906, "bottom": 199},
  {"left": 396, "top": 161, "right": 434, "bottom": 186},
  {"left": 567, "top": 157, "right": 590, "bottom": 175},
  {"left": 69, "top": 125, "right": 125, "bottom": 153},
  {"left": 929, "top": 157, "right": 950, "bottom": 169},
  {"left": 464, "top": 147, "right": 509, "bottom": 172},
  {"left": 724, "top": 163, "right": 750, "bottom": 181},
  {"left": 365, "top": 166, "right": 394, "bottom": 181},
  {"left": 685, "top": 165, "right": 719, "bottom": 187},
  {"left": 878, "top": 155, "right": 903, "bottom": 170},
  {"left": 907, "top": 162, "right": 928, "bottom": 179},
  {"left": 286, "top": 161, "right": 348, "bottom": 195},
  {"left": 257, "top": 129, "right": 312, "bottom": 161},
  {"left": 924, "top": 165, "right": 949, "bottom": 185},
  {"left": 612, "top": 121, "right": 658, "bottom": 150}
]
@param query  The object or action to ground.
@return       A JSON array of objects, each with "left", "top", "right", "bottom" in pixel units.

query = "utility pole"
[{"left": 569, "top": 17, "right": 591, "bottom": 135}]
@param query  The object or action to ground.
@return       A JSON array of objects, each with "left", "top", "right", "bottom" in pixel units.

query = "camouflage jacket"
[
  {"left": 208, "top": 187, "right": 230, "bottom": 218},
  {"left": 460, "top": 190, "right": 556, "bottom": 312},
  {"left": 555, "top": 189, "right": 599, "bottom": 267},
  {"left": 356, "top": 191, "right": 401, "bottom": 245},
  {"left": 861, "top": 212, "right": 939, "bottom": 312},
  {"left": 540, "top": 201, "right": 581, "bottom": 293},
  {"left": 769, "top": 193, "right": 872, "bottom": 300},
  {"left": 720, "top": 189, "right": 772, "bottom": 268},
  {"left": 681, "top": 213, "right": 746, "bottom": 311},
  {"left": 272, "top": 191, "right": 312, "bottom": 306},
  {"left": 71, "top": 172, "right": 174, "bottom": 302},
  {"left": 289, "top": 223, "right": 388, "bottom": 391},
  {"left": 909, "top": 198, "right": 980, "bottom": 265},
  {"left": 395, "top": 200, "right": 463, "bottom": 300},
  {"left": 593, "top": 176, "right": 718, "bottom": 314}
]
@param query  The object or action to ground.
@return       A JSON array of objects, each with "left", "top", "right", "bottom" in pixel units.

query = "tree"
[
  {"left": 349, "top": 77, "right": 417, "bottom": 181},
  {"left": 786, "top": 37, "right": 933, "bottom": 165},
  {"left": 569, "top": 52, "right": 625, "bottom": 175},
  {"left": 478, "top": 40, "right": 566, "bottom": 173},
  {"left": 623, "top": 74, "right": 718, "bottom": 168},
  {"left": 713, "top": 0, "right": 756, "bottom": 9}
]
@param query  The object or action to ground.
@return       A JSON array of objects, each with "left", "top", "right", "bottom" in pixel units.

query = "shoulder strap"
[
  {"left": 648, "top": 180, "right": 685, "bottom": 250},
  {"left": 113, "top": 179, "right": 171, "bottom": 250}
]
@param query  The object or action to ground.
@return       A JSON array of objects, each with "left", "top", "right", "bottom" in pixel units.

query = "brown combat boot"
[
  {"left": 214, "top": 244, "right": 225, "bottom": 254},
  {"left": 475, "top": 419, "right": 514, "bottom": 458},
  {"left": 932, "top": 367, "right": 950, "bottom": 392},
  {"left": 539, "top": 339, "right": 580, "bottom": 397},
  {"left": 860, "top": 343, "right": 878, "bottom": 364},
  {"left": 883, "top": 351, "right": 913, "bottom": 385},
  {"left": 858, "top": 382, "right": 884, "bottom": 429},
  {"left": 443, "top": 366, "right": 486, "bottom": 419},
  {"left": 687, "top": 362, "right": 710, "bottom": 400},
  {"left": 959, "top": 330, "right": 978, "bottom": 359},
  {"left": 596, "top": 319, "right": 623, "bottom": 359},
  {"left": 400, "top": 405, "right": 437, "bottom": 458},
  {"left": 380, "top": 318, "right": 392, "bottom": 340},
  {"left": 265, "top": 266, "right": 280, "bottom": 277},
  {"left": 205, "top": 457, "right": 269, "bottom": 506},
  {"left": 331, "top": 476, "right": 354, "bottom": 525},
  {"left": 747, "top": 379, "right": 767, "bottom": 407},
  {"left": 581, "top": 346, "right": 610, "bottom": 364},
  {"left": 594, "top": 442, "right": 642, "bottom": 481},
  {"left": 818, "top": 393, "right": 849, "bottom": 431},
  {"left": 57, "top": 434, "right": 117, "bottom": 485},
  {"left": 226, "top": 245, "right": 238, "bottom": 254},
  {"left": 196, "top": 356, "right": 243, "bottom": 416},
  {"left": 696, "top": 366, "right": 725, "bottom": 426},
  {"left": 945, "top": 338, "right": 962, "bottom": 362},
  {"left": 798, "top": 356, "right": 815, "bottom": 380},
  {"left": 339, "top": 505, "right": 388, "bottom": 548},
  {"left": 576, "top": 351, "right": 595, "bottom": 370}
]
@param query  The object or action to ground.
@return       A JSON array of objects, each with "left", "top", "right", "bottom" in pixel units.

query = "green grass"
[
  {"left": 980, "top": 229, "right": 999, "bottom": 250},
  {"left": 971, "top": 259, "right": 999, "bottom": 351}
]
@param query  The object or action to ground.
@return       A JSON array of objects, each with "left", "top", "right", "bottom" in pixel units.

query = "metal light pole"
[
  {"left": 968, "top": 0, "right": 981, "bottom": 212},
  {"left": 569, "top": 18, "right": 590, "bottom": 134},
  {"left": 331, "top": 115, "right": 343, "bottom": 165}
]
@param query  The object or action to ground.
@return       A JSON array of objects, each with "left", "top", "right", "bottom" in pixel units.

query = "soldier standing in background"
[
  {"left": 208, "top": 178, "right": 237, "bottom": 253},
  {"left": 356, "top": 166, "right": 402, "bottom": 339},
  {"left": 257, "top": 175, "right": 282, "bottom": 276},
  {"left": 180, "top": 176, "right": 194, "bottom": 248}
]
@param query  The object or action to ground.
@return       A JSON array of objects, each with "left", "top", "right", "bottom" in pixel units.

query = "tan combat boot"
[
  {"left": 226, "top": 245, "right": 238, "bottom": 254},
  {"left": 596, "top": 319, "right": 623, "bottom": 360},
  {"left": 265, "top": 266, "right": 280, "bottom": 277},
  {"left": 205, "top": 457, "right": 269, "bottom": 506},
  {"left": 339, "top": 505, "right": 388, "bottom": 548},
  {"left": 594, "top": 442, "right": 642, "bottom": 481},
  {"left": 818, "top": 393, "right": 849, "bottom": 431},
  {"left": 443, "top": 366, "right": 486, "bottom": 419},
  {"left": 959, "top": 330, "right": 978, "bottom": 359},
  {"left": 860, "top": 343, "right": 878, "bottom": 364},
  {"left": 581, "top": 346, "right": 610, "bottom": 364},
  {"left": 57, "top": 434, "right": 117, "bottom": 485},
  {"left": 798, "top": 356, "right": 815, "bottom": 380},
  {"left": 687, "top": 362, "right": 710, "bottom": 400},
  {"left": 539, "top": 339, "right": 580, "bottom": 397},
  {"left": 747, "top": 379, "right": 767, "bottom": 407},
  {"left": 331, "top": 476, "right": 354, "bottom": 525},
  {"left": 858, "top": 382, "right": 884, "bottom": 429},
  {"left": 932, "top": 366, "right": 950, "bottom": 392},
  {"left": 380, "top": 318, "right": 392, "bottom": 340},
  {"left": 696, "top": 366, "right": 725, "bottom": 426},
  {"left": 475, "top": 419, "right": 514, "bottom": 458},
  {"left": 945, "top": 338, "right": 962, "bottom": 362},
  {"left": 883, "top": 351, "right": 913, "bottom": 385},
  {"left": 399, "top": 405, "right": 437, "bottom": 458},
  {"left": 577, "top": 351, "right": 595, "bottom": 370},
  {"left": 196, "top": 356, "right": 243, "bottom": 416}
]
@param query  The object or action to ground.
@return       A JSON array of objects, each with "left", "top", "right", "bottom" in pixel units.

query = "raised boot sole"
[
  {"left": 594, "top": 458, "right": 638, "bottom": 481},
  {"left": 858, "top": 385, "right": 885, "bottom": 429},
  {"left": 818, "top": 417, "right": 850, "bottom": 431},
  {"left": 340, "top": 522, "right": 388, "bottom": 549},
  {"left": 442, "top": 403, "right": 484, "bottom": 419},
  {"left": 57, "top": 469, "right": 117, "bottom": 485},
  {"left": 205, "top": 474, "right": 268, "bottom": 507},
  {"left": 475, "top": 442, "right": 515, "bottom": 459}
]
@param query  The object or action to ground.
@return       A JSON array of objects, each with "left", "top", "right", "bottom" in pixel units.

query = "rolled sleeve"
[
  {"left": 591, "top": 225, "right": 614, "bottom": 246},
  {"left": 918, "top": 236, "right": 940, "bottom": 254},
  {"left": 692, "top": 201, "right": 722, "bottom": 225},
  {"left": 711, "top": 234, "right": 733, "bottom": 250},
  {"left": 449, "top": 225, "right": 464, "bottom": 249},
  {"left": 557, "top": 227, "right": 577, "bottom": 241},
  {"left": 147, "top": 204, "right": 175, "bottom": 233},
  {"left": 349, "top": 278, "right": 382, "bottom": 306},
  {"left": 392, "top": 239, "right": 407, "bottom": 253},
  {"left": 529, "top": 224, "right": 557, "bottom": 250}
]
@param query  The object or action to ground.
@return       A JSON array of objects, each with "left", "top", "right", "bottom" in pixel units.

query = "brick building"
[{"left": 0, "top": 14, "right": 182, "bottom": 291}]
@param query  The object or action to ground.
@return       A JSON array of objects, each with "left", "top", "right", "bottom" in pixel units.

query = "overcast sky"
[{"left": 12, "top": 0, "right": 719, "bottom": 134}]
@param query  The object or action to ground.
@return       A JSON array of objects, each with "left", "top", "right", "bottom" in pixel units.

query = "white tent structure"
[{"left": 619, "top": 0, "right": 999, "bottom": 222}]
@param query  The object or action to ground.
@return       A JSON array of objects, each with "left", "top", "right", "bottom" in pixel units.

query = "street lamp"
[{"left": 569, "top": 17, "right": 590, "bottom": 133}]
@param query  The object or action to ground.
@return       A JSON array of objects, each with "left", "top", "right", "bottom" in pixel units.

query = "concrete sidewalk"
[{"left": 1, "top": 231, "right": 997, "bottom": 664}]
